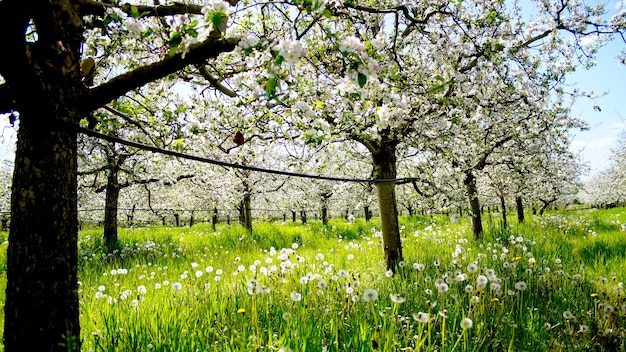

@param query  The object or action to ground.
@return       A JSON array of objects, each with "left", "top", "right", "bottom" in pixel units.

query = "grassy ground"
[{"left": 1, "top": 208, "right": 626, "bottom": 351}]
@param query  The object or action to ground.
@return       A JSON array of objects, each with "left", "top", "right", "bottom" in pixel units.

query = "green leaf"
[
  {"left": 103, "top": 15, "right": 113, "bottom": 26},
  {"left": 131, "top": 5, "right": 140, "bottom": 18},
  {"left": 169, "top": 32, "right": 182, "bottom": 48},
  {"left": 357, "top": 73, "right": 367, "bottom": 88},
  {"left": 434, "top": 75, "right": 445, "bottom": 82},
  {"left": 265, "top": 77, "right": 278, "bottom": 98},
  {"left": 210, "top": 12, "right": 224, "bottom": 29},
  {"left": 427, "top": 85, "right": 445, "bottom": 94},
  {"left": 275, "top": 55, "right": 284, "bottom": 66}
]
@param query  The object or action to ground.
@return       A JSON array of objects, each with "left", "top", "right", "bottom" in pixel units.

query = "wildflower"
[
  {"left": 154, "top": 283, "right": 161, "bottom": 289},
  {"left": 390, "top": 294, "right": 405, "bottom": 304},
  {"left": 282, "top": 312, "right": 292, "bottom": 320},
  {"left": 316, "top": 253, "right": 324, "bottom": 261},
  {"left": 130, "top": 299, "right": 139, "bottom": 307},
  {"left": 413, "top": 312, "right": 430, "bottom": 323},
  {"left": 398, "top": 261, "right": 406, "bottom": 268},
  {"left": 413, "top": 263, "right": 425, "bottom": 271},
  {"left": 290, "top": 292, "right": 302, "bottom": 302},
  {"left": 351, "top": 295, "right": 360, "bottom": 302},
  {"left": 237, "top": 308, "right": 246, "bottom": 314},
  {"left": 578, "top": 325, "right": 589, "bottom": 333},
  {"left": 172, "top": 282, "right": 182, "bottom": 291},
  {"left": 137, "top": 285, "right": 147, "bottom": 295},
  {"left": 514, "top": 281, "right": 528, "bottom": 291},
  {"left": 347, "top": 254, "right": 355, "bottom": 260},
  {"left": 98, "top": 285, "right": 106, "bottom": 292},
  {"left": 476, "top": 275, "right": 488, "bottom": 288},
  {"left": 465, "top": 284, "right": 474, "bottom": 293},
  {"left": 317, "top": 279, "right": 327, "bottom": 289},
  {"left": 460, "top": 317, "right": 473, "bottom": 329},
  {"left": 467, "top": 263, "right": 478, "bottom": 273},
  {"left": 385, "top": 270, "right": 394, "bottom": 278},
  {"left": 437, "top": 283, "right": 449, "bottom": 293},
  {"left": 362, "top": 288, "right": 379, "bottom": 302},
  {"left": 247, "top": 279, "right": 261, "bottom": 295},
  {"left": 338, "top": 269, "right": 349, "bottom": 278},
  {"left": 195, "top": 270, "right": 203, "bottom": 278},
  {"left": 205, "top": 266, "right": 214, "bottom": 273},
  {"left": 563, "top": 310, "right": 575, "bottom": 320}
]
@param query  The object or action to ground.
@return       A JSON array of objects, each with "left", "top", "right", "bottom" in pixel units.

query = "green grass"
[{"left": 1, "top": 208, "right": 626, "bottom": 351}]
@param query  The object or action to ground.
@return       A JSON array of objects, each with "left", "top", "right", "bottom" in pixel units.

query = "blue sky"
[{"left": 568, "top": 34, "right": 625, "bottom": 177}]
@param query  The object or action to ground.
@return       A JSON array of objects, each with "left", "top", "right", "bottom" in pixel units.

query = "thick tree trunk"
[
  {"left": 239, "top": 192, "right": 252, "bottom": 232},
  {"left": 499, "top": 194, "right": 507, "bottom": 229},
  {"left": 516, "top": 196, "right": 525, "bottom": 224},
  {"left": 5, "top": 115, "right": 80, "bottom": 351},
  {"left": 103, "top": 165, "right": 120, "bottom": 252},
  {"left": 464, "top": 171, "right": 483, "bottom": 241},
  {"left": 372, "top": 143, "right": 403, "bottom": 272}
]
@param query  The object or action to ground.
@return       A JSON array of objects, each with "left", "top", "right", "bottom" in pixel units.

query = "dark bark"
[
  {"left": 1, "top": 1, "right": 84, "bottom": 350},
  {"left": 372, "top": 142, "right": 403, "bottom": 272},
  {"left": 515, "top": 196, "right": 525, "bottom": 224},
  {"left": 103, "top": 164, "right": 120, "bottom": 252},
  {"left": 464, "top": 171, "right": 483, "bottom": 241},
  {"left": 499, "top": 193, "right": 507, "bottom": 229},
  {"left": 239, "top": 192, "right": 252, "bottom": 232},
  {"left": 300, "top": 210, "right": 307, "bottom": 224},
  {"left": 321, "top": 205, "right": 328, "bottom": 226}
]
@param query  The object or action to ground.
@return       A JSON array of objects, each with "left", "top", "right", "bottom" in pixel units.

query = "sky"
[
  {"left": 0, "top": 0, "right": 624, "bottom": 178},
  {"left": 567, "top": 34, "right": 626, "bottom": 177}
]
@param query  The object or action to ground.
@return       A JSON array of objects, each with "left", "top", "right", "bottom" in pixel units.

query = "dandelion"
[
  {"left": 413, "top": 263, "right": 425, "bottom": 271},
  {"left": 316, "top": 253, "right": 324, "bottom": 261},
  {"left": 290, "top": 292, "right": 302, "bottom": 302},
  {"left": 282, "top": 312, "right": 292, "bottom": 320},
  {"left": 465, "top": 284, "right": 474, "bottom": 293},
  {"left": 247, "top": 279, "right": 261, "bottom": 295},
  {"left": 514, "top": 281, "right": 528, "bottom": 291},
  {"left": 362, "top": 288, "right": 379, "bottom": 302},
  {"left": 578, "top": 325, "right": 589, "bottom": 333},
  {"left": 476, "top": 275, "right": 488, "bottom": 288},
  {"left": 172, "top": 282, "right": 183, "bottom": 291},
  {"left": 460, "top": 317, "right": 473, "bottom": 329},
  {"left": 563, "top": 310, "right": 575, "bottom": 320},
  {"left": 351, "top": 295, "right": 360, "bottom": 302},
  {"left": 467, "top": 263, "right": 478, "bottom": 273},
  {"left": 338, "top": 269, "right": 349, "bottom": 278},
  {"left": 413, "top": 312, "right": 430, "bottom": 323},
  {"left": 195, "top": 270, "right": 203, "bottom": 278},
  {"left": 317, "top": 279, "right": 327, "bottom": 289},
  {"left": 98, "top": 285, "right": 106, "bottom": 292},
  {"left": 205, "top": 266, "right": 214, "bottom": 273},
  {"left": 390, "top": 293, "right": 405, "bottom": 304},
  {"left": 437, "top": 283, "right": 449, "bottom": 293},
  {"left": 137, "top": 285, "right": 147, "bottom": 295},
  {"left": 385, "top": 270, "right": 394, "bottom": 278},
  {"left": 154, "top": 283, "right": 161, "bottom": 289},
  {"left": 347, "top": 254, "right": 355, "bottom": 260},
  {"left": 130, "top": 299, "right": 139, "bottom": 307}
]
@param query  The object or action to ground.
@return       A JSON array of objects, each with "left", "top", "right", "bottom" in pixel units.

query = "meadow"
[{"left": 1, "top": 207, "right": 626, "bottom": 351}]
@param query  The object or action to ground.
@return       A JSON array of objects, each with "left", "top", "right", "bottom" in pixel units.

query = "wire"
[{"left": 77, "top": 126, "right": 418, "bottom": 184}]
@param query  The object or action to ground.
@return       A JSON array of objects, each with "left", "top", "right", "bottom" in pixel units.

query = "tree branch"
[{"left": 87, "top": 36, "right": 239, "bottom": 112}]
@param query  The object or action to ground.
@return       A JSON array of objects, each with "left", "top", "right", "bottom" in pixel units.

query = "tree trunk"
[
  {"left": 515, "top": 196, "right": 525, "bottom": 224},
  {"left": 372, "top": 143, "right": 403, "bottom": 272},
  {"left": 321, "top": 204, "right": 328, "bottom": 226},
  {"left": 103, "top": 165, "right": 120, "bottom": 252},
  {"left": 239, "top": 192, "right": 252, "bottom": 232},
  {"left": 464, "top": 171, "right": 483, "bottom": 241},
  {"left": 5, "top": 107, "right": 81, "bottom": 352},
  {"left": 499, "top": 193, "right": 507, "bottom": 229}
]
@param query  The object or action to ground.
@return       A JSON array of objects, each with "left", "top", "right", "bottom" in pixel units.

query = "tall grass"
[{"left": 0, "top": 208, "right": 625, "bottom": 351}]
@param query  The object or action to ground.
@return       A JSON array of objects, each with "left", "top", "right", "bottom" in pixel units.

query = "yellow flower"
[
  {"left": 490, "top": 298, "right": 500, "bottom": 302},
  {"left": 591, "top": 293, "right": 599, "bottom": 297},
  {"left": 237, "top": 308, "right": 246, "bottom": 314}
]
